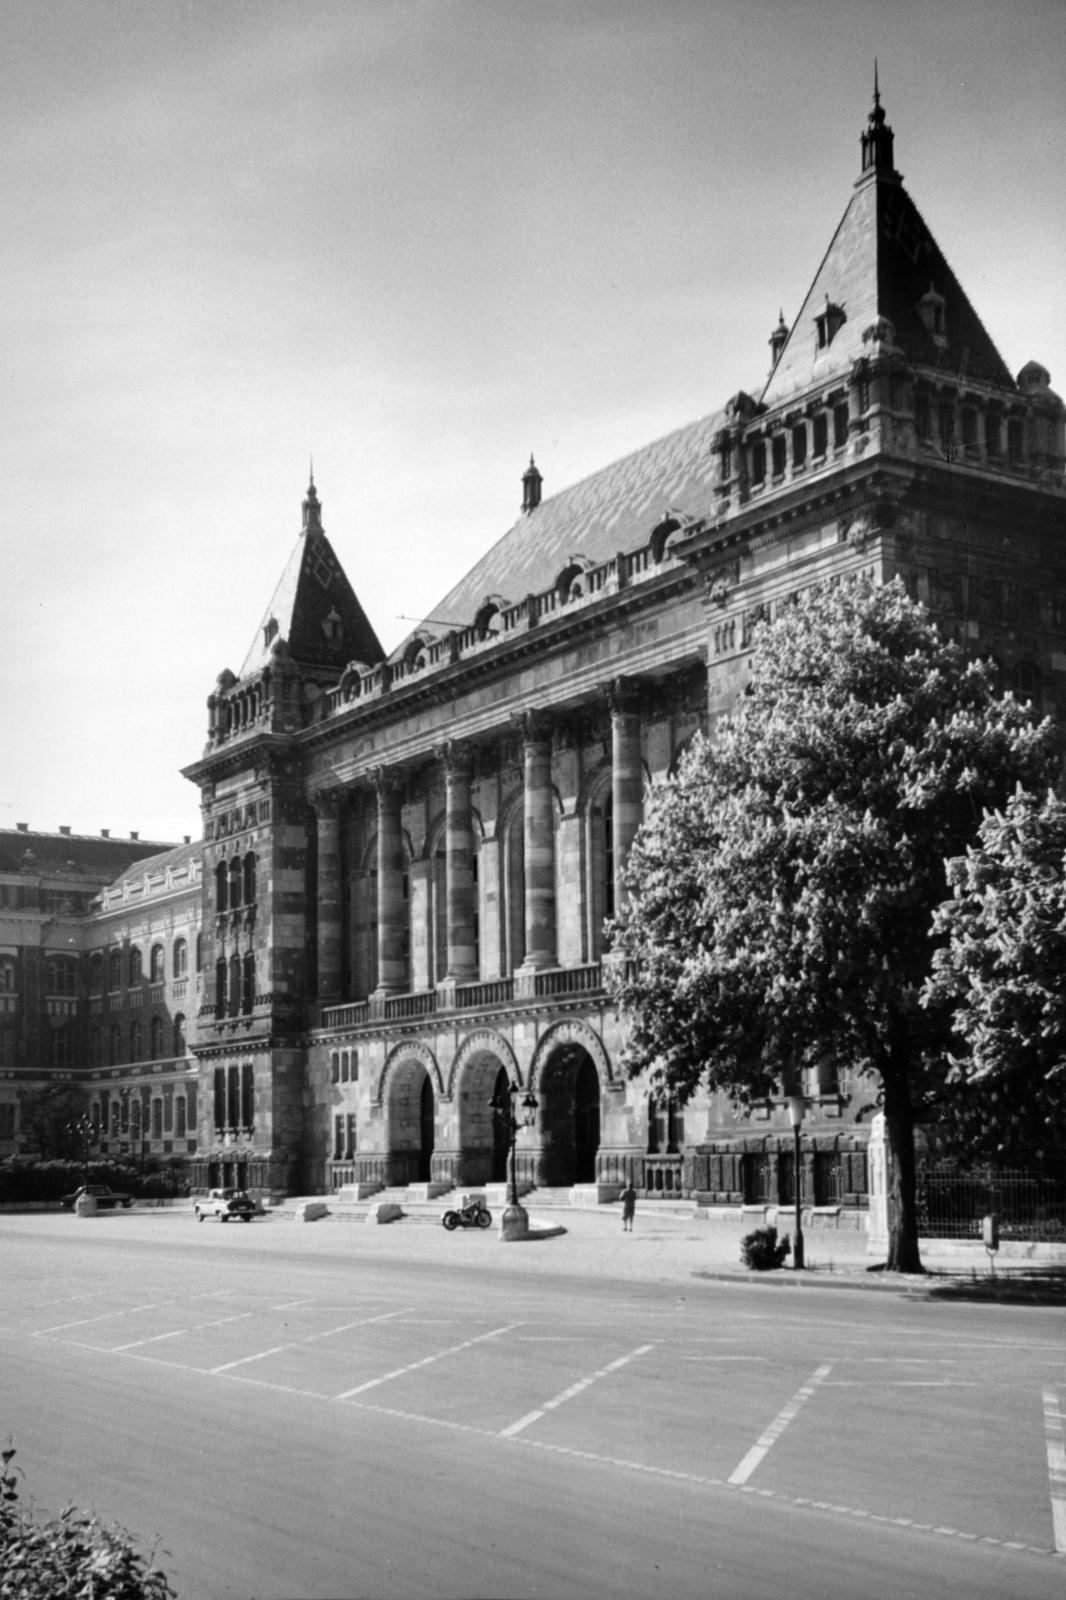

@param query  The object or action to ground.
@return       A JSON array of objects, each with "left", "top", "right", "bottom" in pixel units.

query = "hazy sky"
[{"left": 3, "top": 0, "right": 1064, "bottom": 844}]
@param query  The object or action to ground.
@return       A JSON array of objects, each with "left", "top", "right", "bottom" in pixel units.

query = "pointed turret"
[
  {"left": 522, "top": 454, "right": 543, "bottom": 514},
  {"left": 760, "top": 85, "right": 1012, "bottom": 405},
  {"left": 239, "top": 475, "right": 385, "bottom": 680}
]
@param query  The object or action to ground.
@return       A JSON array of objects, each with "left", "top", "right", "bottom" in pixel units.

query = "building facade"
[{"left": 5, "top": 95, "right": 1065, "bottom": 1212}]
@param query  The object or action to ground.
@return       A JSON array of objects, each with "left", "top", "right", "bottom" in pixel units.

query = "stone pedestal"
[
  {"left": 366, "top": 1201, "right": 404, "bottom": 1224},
  {"left": 293, "top": 1201, "right": 329, "bottom": 1222},
  {"left": 499, "top": 1202, "right": 531, "bottom": 1241},
  {"left": 75, "top": 1195, "right": 98, "bottom": 1217}
]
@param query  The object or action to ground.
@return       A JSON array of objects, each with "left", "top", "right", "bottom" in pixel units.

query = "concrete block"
[
  {"left": 337, "top": 1183, "right": 384, "bottom": 1202},
  {"left": 568, "top": 1183, "right": 624, "bottom": 1207},
  {"left": 75, "top": 1196, "right": 98, "bottom": 1217},
  {"left": 293, "top": 1201, "right": 329, "bottom": 1222},
  {"left": 404, "top": 1182, "right": 451, "bottom": 1202},
  {"left": 366, "top": 1202, "right": 404, "bottom": 1224}
]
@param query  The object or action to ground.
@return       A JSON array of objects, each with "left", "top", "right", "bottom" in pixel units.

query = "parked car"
[
  {"left": 194, "top": 1188, "right": 257, "bottom": 1223},
  {"left": 61, "top": 1183, "right": 134, "bottom": 1211}
]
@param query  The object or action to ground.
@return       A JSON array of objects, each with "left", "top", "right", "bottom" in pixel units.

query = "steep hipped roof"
[
  {"left": 0, "top": 829, "right": 177, "bottom": 881},
  {"left": 101, "top": 838, "right": 201, "bottom": 892},
  {"left": 410, "top": 407, "right": 727, "bottom": 645},
  {"left": 240, "top": 477, "right": 385, "bottom": 679},
  {"left": 762, "top": 90, "right": 1012, "bottom": 407}
]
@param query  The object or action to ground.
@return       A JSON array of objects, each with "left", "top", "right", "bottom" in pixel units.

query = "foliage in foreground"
[
  {"left": 740, "top": 1226, "right": 790, "bottom": 1271},
  {"left": 925, "top": 788, "right": 1066, "bottom": 1167},
  {"left": 1, "top": 1444, "right": 175, "bottom": 1600},
  {"left": 608, "top": 576, "right": 1057, "bottom": 1272},
  {"left": 0, "top": 1159, "right": 190, "bottom": 1205}
]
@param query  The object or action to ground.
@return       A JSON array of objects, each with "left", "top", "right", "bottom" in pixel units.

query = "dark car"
[
  {"left": 194, "top": 1188, "right": 258, "bottom": 1223},
  {"left": 61, "top": 1183, "right": 134, "bottom": 1210}
]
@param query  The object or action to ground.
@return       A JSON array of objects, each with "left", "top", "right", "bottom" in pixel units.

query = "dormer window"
[
  {"left": 321, "top": 608, "right": 343, "bottom": 645},
  {"left": 918, "top": 286, "right": 947, "bottom": 346},
  {"left": 263, "top": 616, "right": 279, "bottom": 649},
  {"left": 814, "top": 299, "right": 846, "bottom": 350}
]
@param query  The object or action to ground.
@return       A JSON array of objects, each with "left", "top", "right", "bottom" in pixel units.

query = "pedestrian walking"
[{"left": 621, "top": 1182, "right": 637, "bottom": 1232}]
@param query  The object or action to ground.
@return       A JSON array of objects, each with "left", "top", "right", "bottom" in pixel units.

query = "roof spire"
[
  {"left": 521, "top": 452, "right": 543, "bottom": 514},
  {"left": 302, "top": 466, "right": 321, "bottom": 531},
  {"left": 859, "top": 68, "right": 897, "bottom": 183}
]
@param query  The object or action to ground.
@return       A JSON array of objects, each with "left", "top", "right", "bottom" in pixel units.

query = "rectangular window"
[
  {"left": 152, "top": 1100, "right": 163, "bottom": 1140},
  {"left": 163, "top": 1095, "right": 173, "bottom": 1134},
  {"left": 186, "top": 1082, "right": 197, "bottom": 1127},
  {"left": 833, "top": 404, "right": 849, "bottom": 449},
  {"left": 1007, "top": 417, "right": 1024, "bottom": 463},
  {"left": 985, "top": 412, "right": 1002, "bottom": 457},
  {"left": 915, "top": 391, "right": 931, "bottom": 440},
  {"left": 771, "top": 435, "right": 786, "bottom": 477},
  {"left": 176, "top": 1098, "right": 187, "bottom": 1138},
  {"left": 750, "top": 440, "right": 766, "bottom": 485},
  {"left": 812, "top": 413, "right": 828, "bottom": 458},
  {"left": 331, "top": 1052, "right": 340, "bottom": 1085},
  {"left": 938, "top": 402, "right": 955, "bottom": 453},
  {"left": 791, "top": 425, "right": 806, "bottom": 467},
  {"left": 334, "top": 1114, "right": 345, "bottom": 1160},
  {"left": 346, "top": 1114, "right": 357, "bottom": 1159}
]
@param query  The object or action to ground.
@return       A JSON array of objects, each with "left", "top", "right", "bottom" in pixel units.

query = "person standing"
[{"left": 621, "top": 1181, "right": 637, "bottom": 1232}]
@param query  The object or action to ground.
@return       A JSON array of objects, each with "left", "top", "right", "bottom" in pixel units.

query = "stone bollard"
[
  {"left": 293, "top": 1201, "right": 330, "bottom": 1222},
  {"left": 366, "top": 1202, "right": 404, "bottom": 1224},
  {"left": 75, "top": 1195, "right": 98, "bottom": 1218}
]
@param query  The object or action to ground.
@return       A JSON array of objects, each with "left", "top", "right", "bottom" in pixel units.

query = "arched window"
[
  {"left": 151, "top": 1099, "right": 163, "bottom": 1140},
  {"left": 128, "top": 947, "right": 142, "bottom": 987},
  {"left": 109, "top": 1024, "right": 121, "bottom": 1066},
  {"left": 89, "top": 954, "right": 104, "bottom": 995},
  {"left": 110, "top": 1099, "right": 121, "bottom": 1138},
  {"left": 215, "top": 861, "right": 228, "bottom": 914},
  {"left": 215, "top": 958, "right": 226, "bottom": 1013},
  {"left": 173, "top": 938, "right": 187, "bottom": 978},
  {"left": 120, "top": 1093, "right": 129, "bottom": 1134},
  {"left": 241, "top": 952, "right": 255, "bottom": 1015},
  {"left": 213, "top": 1066, "right": 225, "bottom": 1132},
  {"left": 129, "top": 1095, "right": 142, "bottom": 1143},
  {"left": 227, "top": 1064, "right": 240, "bottom": 1130},
  {"left": 195, "top": 933, "right": 204, "bottom": 972},
  {"left": 1014, "top": 661, "right": 1040, "bottom": 702},
  {"left": 242, "top": 853, "right": 257, "bottom": 906},
  {"left": 129, "top": 1020, "right": 142, "bottom": 1062},
  {"left": 150, "top": 1016, "right": 163, "bottom": 1059},
  {"left": 241, "top": 1063, "right": 254, "bottom": 1131},
  {"left": 176, "top": 1097, "right": 187, "bottom": 1137},
  {"left": 228, "top": 857, "right": 242, "bottom": 910},
  {"left": 149, "top": 945, "right": 164, "bottom": 983},
  {"left": 108, "top": 950, "right": 122, "bottom": 991},
  {"left": 228, "top": 954, "right": 241, "bottom": 1017},
  {"left": 173, "top": 1014, "right": 186, "bottom": 1056},
  {"left": 0, "top": 958, "right": 15, "bottom": 993},
  {"left": 647, "top": 1093, "right": 685, "bottom": 1154}
]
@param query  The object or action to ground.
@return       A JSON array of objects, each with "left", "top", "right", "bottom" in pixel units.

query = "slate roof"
[
  {"left": 0, "top": 830, "right": 178, "bottom": 881},
  {"left": 761, "top": 143, "right": 1012, "bottom": 407},
  {"left": 101, "top": 838, "right": 202, "bottom": 892},
  {"left": 241, "top": 481, "right": 385, "bottom": 678},
  {"left": 406, "top": 406, "right": 729, "bottom": 647}
]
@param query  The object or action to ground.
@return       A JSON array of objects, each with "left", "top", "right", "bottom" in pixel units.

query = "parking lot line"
[
  {"left": 1044, "top": 1387, "right": 1066, "bottom": 1553},
  {"left": 728, "top": 1364, "right": 832, "bottom": 1486},
  {"left": 110, "top": 1312, "right": 254, "bottom": 1352},
  {"left": 33, "top": 1302, "right": 178, "bottom": 1336},
  {"left": 209, "top": 1308, "right": 410, "bottom": 1374},
  {"left": 499, "top": 1344, "right": 655, "bottom": 1438},
  {"left": 333, "top": 1322, "right": 518, "bottom": 1400}
]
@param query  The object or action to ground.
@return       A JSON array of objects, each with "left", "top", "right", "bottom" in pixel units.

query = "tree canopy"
[
  {"left": 607, "top": 576, "right": 1057, "bottom": 1270},
  {"left": 924, "top": 787, "right": 1066, "bottom": 1168}
]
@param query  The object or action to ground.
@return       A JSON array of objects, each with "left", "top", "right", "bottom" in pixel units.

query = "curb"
[{"left": 691, "top": 1268, "right": 1066, "bottom": 1304}]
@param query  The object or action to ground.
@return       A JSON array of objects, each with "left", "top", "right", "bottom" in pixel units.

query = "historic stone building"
[{"left": 4, "top": 93, "right": 1065, "bottom": 1213}]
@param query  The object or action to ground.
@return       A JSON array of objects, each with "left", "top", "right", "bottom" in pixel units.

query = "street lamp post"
[
  {"left": 489, "top": 1080, "right": 538, "bottom": 1241},
  {"left": 788, "top": 1094, "right": 806, "bottom": 1270},
  {"left": 68, "top": 1114, "right": 95, "bottom": 1188}
]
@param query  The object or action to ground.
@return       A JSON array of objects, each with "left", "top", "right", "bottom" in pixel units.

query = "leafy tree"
[
  {"left": 15, "top": 1084, "right": 86, "bottom": 1160},
  {"left": 923, "top": 788, "right": 1066, "bottom": 1167},
  {"left": 607, "top": 577, "right": 1056, "bottom": 1271}
]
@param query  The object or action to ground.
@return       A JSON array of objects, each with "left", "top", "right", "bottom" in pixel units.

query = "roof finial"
[
  {"left": 859, "top": 68, "right": 896, "bottom": 181},
  {"left": 521, "top": 452, "right": 543, "bottom": 515},
  {"left": 874, "top": 57, "right": 879, "bottom": 107},
  {"left": 302, "top": 464, "right": 321, "bottom": 530},
  {"left": 309, "top": 454, "right": 315, "bottom": 490}
]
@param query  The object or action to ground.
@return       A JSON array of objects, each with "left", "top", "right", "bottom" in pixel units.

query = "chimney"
[
  {"left": 521, "top": 454, "right": 543, "bottom": 514},
  {"left": 130, "top": 832, "right": 139, "bottom": 841},
  {"left": 16, "top": 823, "right": 28, "bottom": 833},
  {"left": 59, "top": 825, "right": 71, "bottom": 836},
  {"left": 184, "top": 835, "right": 191, "bottom": 844},
  {"left": 100, "top": 829, "right": 110, "bottom": 838}
]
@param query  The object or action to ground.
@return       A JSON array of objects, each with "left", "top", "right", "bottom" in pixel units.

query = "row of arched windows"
[
  {"left": 215, "top": 853, "right": 257, "bottom": 914},
  {"left": 90, "top": 937, "right": 200, "bottom": 995},
  {"left": 91, "top": 1014, "right": 186, "bottom": 1066},
  {"left": 90, "top": 1083, "right": 196, "bottom": 1142},
  {"left": 215, "top": 953, "right": 255, "bottom": 1017}
]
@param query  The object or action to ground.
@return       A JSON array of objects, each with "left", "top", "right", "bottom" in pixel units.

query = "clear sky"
[{"left": 3, "top": 0, "right": 1064, "bottom": 845}]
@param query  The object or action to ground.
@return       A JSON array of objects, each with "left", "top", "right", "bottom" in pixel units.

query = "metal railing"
[{"left": 916, "top": 1164, "right": 1066, "bottom": 1241}]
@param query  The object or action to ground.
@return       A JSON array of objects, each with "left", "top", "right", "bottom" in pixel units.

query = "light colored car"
[{"left": 194, "top": 1187, "right": 257, "bottom": 1223}]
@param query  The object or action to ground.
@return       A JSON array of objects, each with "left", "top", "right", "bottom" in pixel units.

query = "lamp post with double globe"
[
  {"left": 788, "top": 1094, "right": 806, "bottom": 1270},
  {"left": 489, "top": 1080, "right": 538, "bottom": 1240}
]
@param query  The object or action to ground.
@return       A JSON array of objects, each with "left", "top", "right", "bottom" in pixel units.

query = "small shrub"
[
  {"left": 740, "top": 1225, "right": 791, "bottom": 1271},
  {"left": 0, "top": 1442, "right": 176, "bottom": 1600}
]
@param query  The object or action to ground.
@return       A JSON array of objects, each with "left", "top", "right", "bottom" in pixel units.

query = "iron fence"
[{"left": 916, "top": 1164, "right": 1066, "bottom": 1241}]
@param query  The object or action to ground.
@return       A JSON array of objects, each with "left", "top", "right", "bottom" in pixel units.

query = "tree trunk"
[{"left": 882, "top": 1063, "right": 924, "bottom": 1274}]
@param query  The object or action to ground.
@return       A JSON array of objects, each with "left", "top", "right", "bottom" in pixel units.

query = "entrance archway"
[
  {"left": 537, "top": 1045, "right": 601, "bottom": 1187},
  {"left": 385, "top": 1057, "right": 436, "bottom": 1185},
  {"left": 451, "top": 1049, "right": 511, "bottom": 1186}
]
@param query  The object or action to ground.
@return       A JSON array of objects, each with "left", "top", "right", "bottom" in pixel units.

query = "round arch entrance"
[
  {"left": 537, "top": 1045, "right": 601, "bottom": 1187},
  {"left": 453, "top": 1050, "right": 511, "bottom": 1185},
  {"left": 384, "top": 1057, "right": 436, "bottom": 1184}
]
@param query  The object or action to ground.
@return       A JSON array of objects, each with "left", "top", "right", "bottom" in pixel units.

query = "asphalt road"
[{"left": 1, "top": 1212, "right": 1063, "bottom": 1599}]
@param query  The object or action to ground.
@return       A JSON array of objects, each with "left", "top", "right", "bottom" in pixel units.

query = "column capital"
[
  {"left": 512, "top": 709, "right": 553, "bottom": 746},
  {"left": 604, "top": 676, "right": 643, "bottom": 715},
  {"left": 369, "top": 766, "right": 405, "bottom": 800},
  {"left": 311, "top": 786, "right": 344, "bottom": 820},
  {"left": 435, "top": 738, "right": 476, "bottom": 776}
]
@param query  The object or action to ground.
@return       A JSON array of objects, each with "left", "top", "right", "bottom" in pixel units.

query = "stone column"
[
  {"left": 313, "top": 789, "right": 344, "bottom": 1002},
  {"left": 440, "top": 740, "right": 478, "bottom": 980},
  {"left": 608, "top": 678, "right": 643, "bottom": 914},
  {"left": 372, "top": 770, "right": 406, "bottom": 995},
  {"left": 518, "top": 714, "right": 556, "bottom": 969}
]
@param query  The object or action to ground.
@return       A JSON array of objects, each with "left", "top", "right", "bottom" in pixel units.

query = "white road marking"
[
  {"left": 210, "top": 1309, "right": 409, "bottom": 1374},
  {"left": 110, "top": 1313, "right": 253, "bottom": 1351},
  {"left": 500, "top": 1344, "right": 655, "bottom": 1438},
  {"left": 334, "top": 1323, "right": 518, "bottom": 1400},
  {"left": 728, "top": 1364, "right": 832, "bottom": 1486},
  {"left": 1043, "top": 1387, "right": 1066, "bottom": 1553},
  {"left": 33, "top": 1302, "right": 175, "bottom": 1335}
]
